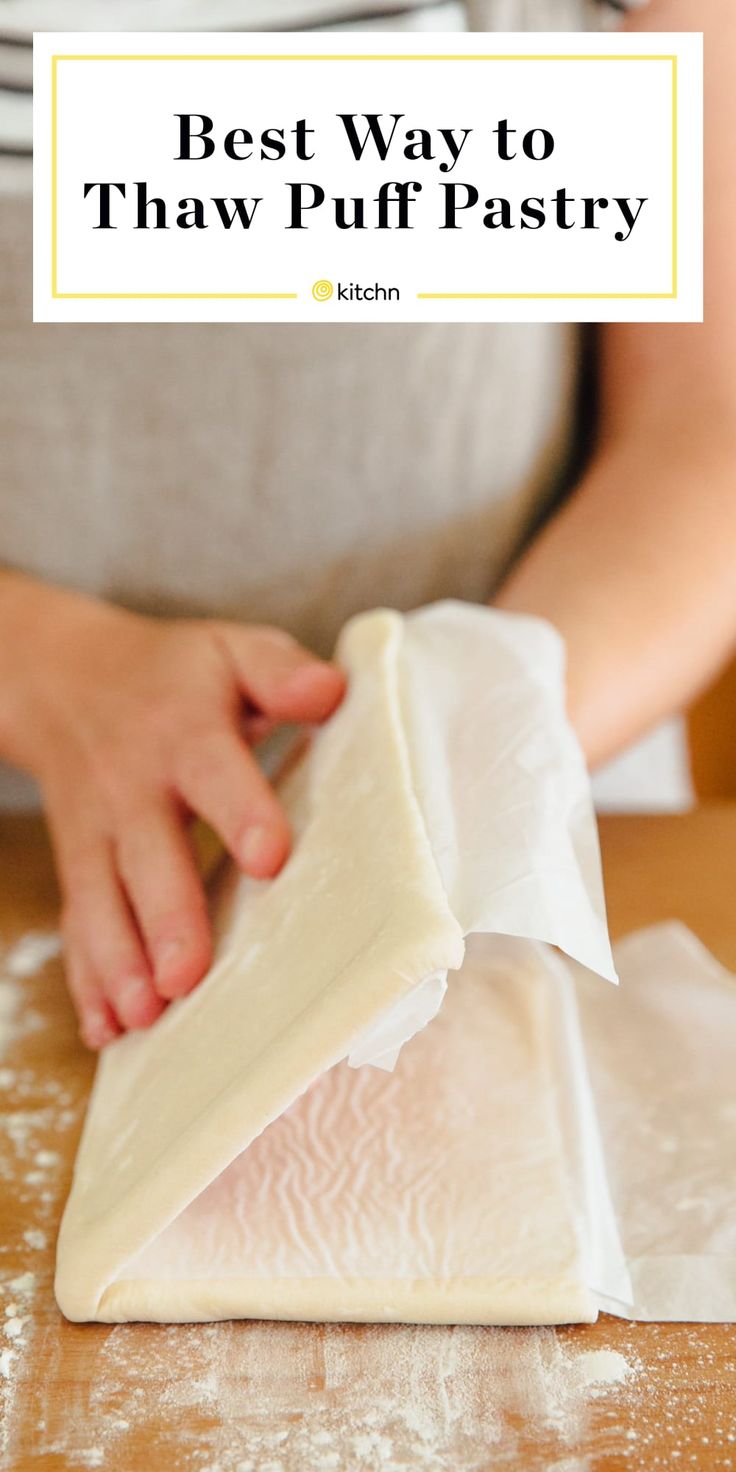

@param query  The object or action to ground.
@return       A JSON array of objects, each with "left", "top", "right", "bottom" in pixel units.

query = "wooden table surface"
[{"left": 1, "top": 809, "right": 735, "bottom": 1472}]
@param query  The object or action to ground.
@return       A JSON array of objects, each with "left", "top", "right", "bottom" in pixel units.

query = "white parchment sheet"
[
  {"left": 575, "top": 922, "right": 736, "bottom": 1322},
  {"left": 349, "top": 600, "right": 616, "bottom": 1070}
]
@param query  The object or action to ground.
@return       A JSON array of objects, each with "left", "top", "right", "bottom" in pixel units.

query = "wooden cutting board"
[{"left": 1, "top": 809, "right": 735, "bottom": 1472}]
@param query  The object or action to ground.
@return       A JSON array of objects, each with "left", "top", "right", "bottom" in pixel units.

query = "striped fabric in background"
[{"left": 0, "top": 0, "right": 642, "bottom": 157}]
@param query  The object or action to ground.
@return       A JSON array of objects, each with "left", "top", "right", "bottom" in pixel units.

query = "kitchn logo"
[{"left": 312, "top": 279, "right": 400, "bottom": 303}]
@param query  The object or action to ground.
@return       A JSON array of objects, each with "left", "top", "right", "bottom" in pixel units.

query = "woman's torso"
[{"left": 0, "top": 0, "right": 617, "bottom": 651}]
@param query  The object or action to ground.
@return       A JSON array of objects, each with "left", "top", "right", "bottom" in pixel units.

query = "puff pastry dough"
[{"left": 56, "top": 604, "right": 615, "bottom": 1323}]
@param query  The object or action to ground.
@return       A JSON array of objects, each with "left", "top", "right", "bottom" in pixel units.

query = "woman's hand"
[
  {"left": 496, "top": 0, "right": 736, "bottom": 768},
  {"left": 0, "top": 575, "right": 345, "bottom": 1050}
]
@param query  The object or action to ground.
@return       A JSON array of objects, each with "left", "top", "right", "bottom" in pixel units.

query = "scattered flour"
[
  {"left": 3, "top": 932, "right": 62, "bottom": 980},
  {"left": 4, "top": 1318, "right": 27, "bottom": 1341},
  {"left": 0, "top": 977, "right": 21, "bottom": 1062},
  {"left": 0, "top": 926, "right": 73, "bottom": 1464},
  {"left": 35, "top": 1149, "right": 61, "bottom": 1168},
  {"left": 574, "top": 1349, "right": 633, "bottom": 1389},
  {"left": 23, "top": 1228, "right": 47, "bottom": 1251},
  {"left": 47, "top": 1320, "right": 644, "bottom": 1472},
  {"left": 74, "top": 1450, "right": 105, "bottom": 1469},
  {"left": 0, "top": 930, "right": 60, "bottom": 1073},
  {"left": 8, "top": 1272, "right": 36, "bottom": 1297}
]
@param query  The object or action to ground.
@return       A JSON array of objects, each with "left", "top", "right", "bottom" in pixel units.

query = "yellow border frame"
[{"left": 50, "top": 52, "right": 678, "bottom": 303}]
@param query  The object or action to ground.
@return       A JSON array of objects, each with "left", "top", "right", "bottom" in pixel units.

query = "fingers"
[
  {"left": 55, "top": 803, "right": 213, "bottom": 1046},
  {"left": 174, "top": 727, "right": 291, "bottom": 878},
  {"left": 54, "top": 831, "right": 164, "bottom": 1036},
  {"left": 217, "top": 625, "right": 346, "bottom": 725},
  {"left": 62, "top": 920, "right": 121, "bottom": 1050},
  {"left": 115, "top": 804, "right": 212, "bottom": 1001},
  {"left": 47, "top": 620, "right": 341, "bottom": 1048}
]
